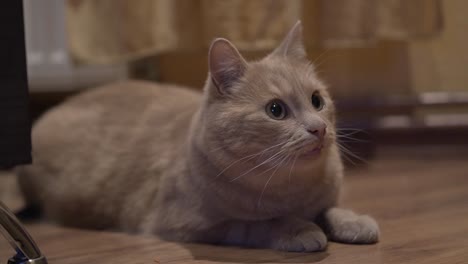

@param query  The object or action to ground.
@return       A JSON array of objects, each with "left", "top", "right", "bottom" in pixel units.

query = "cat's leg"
[
  {"left": 319, "top": 207, "right": 379, "bottom": 244},
  {"left": 220, "top": 217, "right": 327, "bottom": 252}
]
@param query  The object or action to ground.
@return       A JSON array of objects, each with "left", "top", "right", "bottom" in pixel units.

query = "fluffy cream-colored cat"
[{"left": 18, "top": 22, "right": 379, "bottom": 252}]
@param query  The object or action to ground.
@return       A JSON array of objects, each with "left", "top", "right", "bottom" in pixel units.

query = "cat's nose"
[{"left": 307, "top": 125, "right": 326, "bottom": 139}]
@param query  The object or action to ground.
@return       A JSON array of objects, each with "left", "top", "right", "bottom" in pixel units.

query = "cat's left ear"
[
  {"left": 209, "top": 38, "right": 247, "bottom": 95},
  {"left": 270, "top": 21, "right": 307, "bottom": 60}
]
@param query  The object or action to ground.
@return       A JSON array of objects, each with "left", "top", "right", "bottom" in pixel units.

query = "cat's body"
[
  {"left": 18, "top": 82, "right": 200, "bottom": 231},
  {"left": 18, "top": 22, "right": 379, "bottom": 251}
]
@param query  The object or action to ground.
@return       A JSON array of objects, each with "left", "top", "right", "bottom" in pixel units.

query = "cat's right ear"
[{"left": 208, "top": 38, "right": 247, "bottom": 95}]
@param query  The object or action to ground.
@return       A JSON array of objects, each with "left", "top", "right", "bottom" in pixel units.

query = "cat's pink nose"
[{"left": 307, "top": 126, "right": 326, "bottom": 139}]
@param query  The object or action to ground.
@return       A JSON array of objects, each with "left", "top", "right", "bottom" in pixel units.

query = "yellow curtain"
[
  {"left": 66, "top": 0, "right": 442, "bottom": 64},
  {"left": 320, "top": 0, "right": 443, "bottom": 47}
]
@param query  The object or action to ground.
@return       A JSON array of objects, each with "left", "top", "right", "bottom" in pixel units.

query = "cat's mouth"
[{"left": 299, "top": 144, "right": 323, "bottom": 159}]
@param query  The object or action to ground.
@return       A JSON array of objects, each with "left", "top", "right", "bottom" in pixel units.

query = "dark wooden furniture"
[{"left": 0, "top": 0, "right": 31, "bottom": 168}]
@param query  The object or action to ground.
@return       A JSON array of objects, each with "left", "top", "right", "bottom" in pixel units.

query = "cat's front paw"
[
  {"left": 271, "top": 225, "right": 327, "bottom": 252},
  {"left": 324, "top": 208, "right": 379, "bottom": 244}
]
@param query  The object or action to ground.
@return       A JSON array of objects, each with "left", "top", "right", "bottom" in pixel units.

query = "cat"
[{"left": 17, "top": 21, "right": 379, "bottom": 252}]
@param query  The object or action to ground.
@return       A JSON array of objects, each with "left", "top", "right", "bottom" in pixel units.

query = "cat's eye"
[
  {"left": 266, "top": 100, "right": 287, "bottom": 120},
  {"left": 311, "top": 92, "right": 324, "bottom": 110}
]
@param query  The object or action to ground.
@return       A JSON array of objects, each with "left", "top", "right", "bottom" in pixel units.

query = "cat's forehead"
[{"left": 245, "top": 58, "right": 326, "bottom": 98}]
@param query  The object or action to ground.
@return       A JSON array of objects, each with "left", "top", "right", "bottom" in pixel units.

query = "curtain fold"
[
  {"left": 319, "top": 0, "right": 443, "bottom": 47},
  {"left": 66, "top": 0, "right": 442, "bottom": 64}
]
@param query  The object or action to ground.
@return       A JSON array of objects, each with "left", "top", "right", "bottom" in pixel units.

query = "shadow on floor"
[{"left": 182, "top": 243, "right": 329, "bottom": 263}]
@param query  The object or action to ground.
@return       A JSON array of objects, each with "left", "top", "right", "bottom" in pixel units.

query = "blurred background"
[
  {"left": 2, "top": 2, "right": 466, "bottom": 261},
  {"left": 25, "top": 0, "right": 468, "bottom": 164}
]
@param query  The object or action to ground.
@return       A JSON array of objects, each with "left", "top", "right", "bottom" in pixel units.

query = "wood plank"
[{"left": 1, "top": 152, "right": 468, "bottom": 263}]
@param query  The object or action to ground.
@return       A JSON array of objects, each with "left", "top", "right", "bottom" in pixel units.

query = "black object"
[
  {"left": 1, "top": 201, "right": 48, "bottom": 264},
  {"left": 0, "top": 0, "right": 32, "bottom": 168},
  {"left": 0, "top": 2, "right": 46, "bottom": 263}
]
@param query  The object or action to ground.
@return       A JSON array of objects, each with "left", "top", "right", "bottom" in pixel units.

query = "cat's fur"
[{"left": 17, "top": 22, "right": 379, "bottom": 252}]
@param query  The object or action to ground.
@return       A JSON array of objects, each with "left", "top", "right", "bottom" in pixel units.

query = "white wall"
[{"left": 23, "top": 0, "right": 127, "bottom": 92}]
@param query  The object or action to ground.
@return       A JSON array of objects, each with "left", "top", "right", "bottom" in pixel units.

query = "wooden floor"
[{"left": 1, "top": 147, "right": 468, "bottom": 263}]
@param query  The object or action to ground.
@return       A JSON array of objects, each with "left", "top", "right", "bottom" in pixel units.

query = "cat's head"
[{"left": 198, "top": 21, "right": 337, "bottom": 178}]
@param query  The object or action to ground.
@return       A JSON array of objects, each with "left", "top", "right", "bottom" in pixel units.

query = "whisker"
[
  {"left": 337, "top": 145, "right": 358, "bottom": 165},
  {"left": 338, "top": 127, "right": 363, "bottom": 130},
  {"left": 255, "top": 144, "right": 284, "bottom": 163},
  {"left": 338, "top": 140, "right": 369, "bottom": 145},
  {"left": 288, "top": 155, "right": 298, "bottom": 185},
  {"left": 337, "top": 130, "right": 362, "bottom": 137},
  {"left": 215, "top": 141, "right": 287, "bottom": 179},
  {"left": 287, "top": 154, "right": 298, "bottom": 207},
  {"left": 311, "top": 48, "right": 331, "bottom": 70},
  {"left": 229, "top": 148, "right": 287, "bottom": 182},
  {"left": 257, "top": 154, "right": 289, "bottom": 208},
  {"left": 336, "top": 135, "right": 369, "bottom": 143},
  {"left": 338, "top": 148, "right": 357, "bottom": 166},
  {"left": 231, "top": 153, "right": 287, "bottom": 183},
  {"left": 337, "top": 143, "right": 369, "bottom": 164},
  {"left": 230, "top": 151, "right": 284, "bottom": 182},
  {"left": 214, "top": 152, "right": 261, "bottom": 179},
  {"left": 337, "top": 128, "right": 370, "bottom": 135}
]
